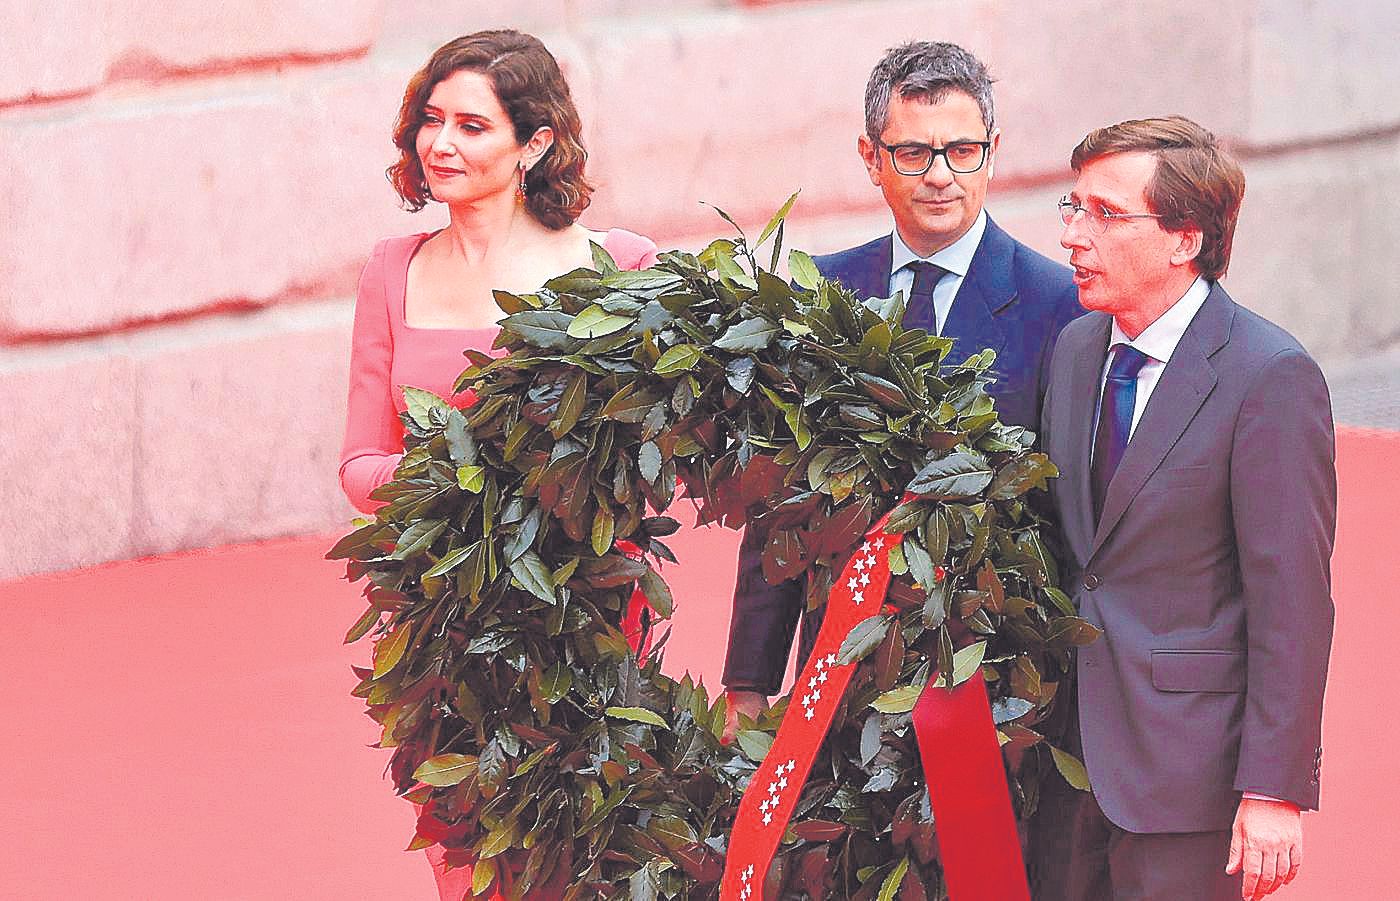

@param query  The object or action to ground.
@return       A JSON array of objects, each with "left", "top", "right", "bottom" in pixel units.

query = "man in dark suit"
[
  {"left": 1031, "top": 116, "right": 1334, "bottom": 900},
  {"left": 720, "top": 41, "right": 1082, "bottom": 729}
]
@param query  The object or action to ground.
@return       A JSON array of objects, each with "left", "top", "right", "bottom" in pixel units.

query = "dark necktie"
[
  {"left": 1090, "top": 344, "right": 1151, "bottom": 521},
  {"left": 901, "top": 260, "right": 947, "bottom": 334}
]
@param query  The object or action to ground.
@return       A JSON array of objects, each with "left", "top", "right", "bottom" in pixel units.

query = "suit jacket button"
[{"left": 1083, "top": 573, "right": 1101, "bottom": 590}]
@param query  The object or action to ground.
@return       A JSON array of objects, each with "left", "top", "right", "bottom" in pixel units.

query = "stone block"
[
  {"left": 375, "top": 0, "right": 571, "bottom": 54},
  {"left": 578, "top": 0, "right": 1254, "bottom": 243},
  {"left": 0, "top": 349, "right": 138, "bottom": 581},
  {"left": 1228, "top": 132, "right": 1400, "bottom": 367},
  {"left": 127, "top": 300, "right": 357, "bottom": 557},
  {"left": 1246, "top": 0, "right": 1400, "bottom": 146},
  {"left": 0, "top": 1, "right": 109, "bottom": 104},
  {"left": 0, "top": 0, "right": 384, "bottom": 104},
  {"left": 981, "top": 0, "right": 1252, "bottom": 180},
  {"left": 0, "top": 61, "right": 441, "bottom": 339}
]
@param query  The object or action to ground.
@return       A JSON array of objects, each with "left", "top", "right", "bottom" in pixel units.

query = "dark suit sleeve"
[
  {"left": 1036, "top": 284, "right": 1085, "bottom": 421},
  {"left": 1230, "top": 348, "right": 1336, "bottom": 810},
  {"left": 721, "top": 525, "right": 803, "bottom": 695}
]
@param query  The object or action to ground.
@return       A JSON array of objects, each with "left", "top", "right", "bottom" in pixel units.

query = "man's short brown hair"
[{"left": 1071, "top": 116, "right": 1245, "bottom": 280}]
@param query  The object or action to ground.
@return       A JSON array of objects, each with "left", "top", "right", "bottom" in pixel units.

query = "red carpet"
[{"left": 1, "top": 427, "right": 1394, "bottom": 899}]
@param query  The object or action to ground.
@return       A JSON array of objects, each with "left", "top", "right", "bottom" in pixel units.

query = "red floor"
[{"left": 1, "top": 427, "right": 1395, "bottom": 900}]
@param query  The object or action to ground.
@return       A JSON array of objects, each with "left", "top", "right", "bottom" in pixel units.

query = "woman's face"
[{"left": 416, "top": 69, "right": 544, "bottom": 206}]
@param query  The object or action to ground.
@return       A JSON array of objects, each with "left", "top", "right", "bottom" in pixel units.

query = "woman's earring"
[{"left": 516, "top": 161, "right": 528, "bottom": 205}]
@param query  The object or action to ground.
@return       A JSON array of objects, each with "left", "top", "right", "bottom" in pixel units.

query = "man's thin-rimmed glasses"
[
  {"left": 1058, "top": 196, "right": 1163, "bottom": 236},
  {"left": 878, "top": 139, "right": 991, "bottom": 176}
]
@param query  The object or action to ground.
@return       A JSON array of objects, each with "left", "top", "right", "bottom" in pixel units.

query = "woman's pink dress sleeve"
[
  {"left": 604, "top": 228, "right": 661, "bottom": 269},
  {"left": 339, "top": 239, "right": 404, "bottom": 513}
]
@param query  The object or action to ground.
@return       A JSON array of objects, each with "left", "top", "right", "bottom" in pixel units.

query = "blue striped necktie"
[{"left": 1091, "top": 344, "right": 1151, "bottom": 520}]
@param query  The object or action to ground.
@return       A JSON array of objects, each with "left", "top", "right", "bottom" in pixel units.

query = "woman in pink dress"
[{"left": 337, "top": 30, "right": 657, "bottom": 898}]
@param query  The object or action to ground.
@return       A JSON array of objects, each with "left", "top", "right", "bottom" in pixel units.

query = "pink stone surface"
[
  {"left": 127, "top": 306, "right": 357, "bottom": 558},
  {"left": 0, "top": 0, "right": 385, "bottom": 104},
  {"left": 0, "top": 351, "right": 138, "bottom": 581},
  {"left": 0, "top": 65, "right": 442, "bottom": 339},
  {"left": 1247, "top": 0, "right": 1400, "bottom": 145}
]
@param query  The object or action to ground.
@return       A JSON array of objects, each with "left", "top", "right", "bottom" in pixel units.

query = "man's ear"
[
  {"left": 985, "top": 127, "right": 1002, "bottom": 182},
  {"left": 523, "top": 126, "right": 555, "bottom": 171},
  {"left": 1171, "top": 226, "right": 1204, "bottom": 269},
  {"left": 858, "top": 133, "right": 882, "bottom": 187}
]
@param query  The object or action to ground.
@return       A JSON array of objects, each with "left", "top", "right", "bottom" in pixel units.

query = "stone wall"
[{"left": 3, "top": 0, "right": 1396, "bottom": 579}]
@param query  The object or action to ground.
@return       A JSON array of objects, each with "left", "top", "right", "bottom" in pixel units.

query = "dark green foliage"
[{"left": 328, "top": 199, "right": 1096, "bottom": 898}]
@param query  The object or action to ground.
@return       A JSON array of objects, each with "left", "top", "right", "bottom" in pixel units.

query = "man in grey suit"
[{"left": 1032, "top": 117, "right": 1335, "bottom": 900}]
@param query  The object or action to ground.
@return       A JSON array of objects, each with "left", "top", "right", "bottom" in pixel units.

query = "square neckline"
[{"left": 399, "top": 228, "right": 613, "bottom": 334}]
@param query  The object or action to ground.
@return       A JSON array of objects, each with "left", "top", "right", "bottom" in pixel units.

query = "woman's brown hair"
[{"left": 388, "top": 30, "right": 593, "bottom": 230}]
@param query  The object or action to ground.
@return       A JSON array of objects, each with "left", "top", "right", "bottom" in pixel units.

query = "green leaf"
[
  {"left": 500, "top": 310, "right": 577, "bottom": 350},
  {"left": 401, "top": 386, "right": 449, "bottom": 430},
  {"left": 372, "top": 622, "right": 412, "bottom": 678},
  {"left": 471, "top": 857, "right": 496, "bottom": 896},
  {"left": 991, "top": 696, "right": 1035, "bottom": 724},
  {"left": 714, "top": 317, "right": 780, "bottom": 352},
  {"left": 390, "top": 518, "right": 447, "bottom": 560},
  {"left": 837, "top": 614, "right": 892, "bottom": 666},
  {"left": 601, "top": 269, "right": 685, "bottom": 292},
  {"left": 591, "top": 505, "right": 615, "bottom": 557},
  {"left": 422, "top": 542, "right": 476, "bottom": 578},
  {"left": 413, "top": 753, "right": 477, "bottom": 787},
  {"left": 510, "top": 551, "right": 555, "bottom": 602},
  {"left": 456, "top": 464, "right": 485, "bottom": 493},
  {"left": 940, "top": 640, "right": 987, "bottom": 687},
  {"left": 1043, "top": 586, "right": 1078, "bottom": 617},
  {"left": 637, "top": 567, "right": 674, "bottom": 618},
  {"left": 877, "top": 856, "right": 910, "bottom": 901},
  {"left": 736, "top": 729, "right": 773, "bottom": 761},
  {"left": 548, "top": 371, "right": 588, "bottom": 439},
  {"left": 653, "top": 343, "right": 702, "bottom": 375},
  {"left": 906, "top": 451, "right": 995, "bottom": 499},
  {"left": 987, "top": 452, "right": 1058, "bottom": 500},
  {"left": 590, "top": 240, "right": 620, "bottom": 274},
  {"left": 629, "top": 860, "right": 662, "bottom": 901},
  {"left": 788, "top": 249, "right": 821, "bottom": 290},
  {"left": 870, "top": 684, "right": 923, "bottom": 714},
  {"left": 1051, "top": 745, "right": 1092, "bottom": 791},
  {"left": 540, "top": 664, "right": 573, "bottom": 703},
  {"left": 567, "top": 304, "right": 632, "bottom": 339},
  {"left": 605, "top": 706, "right": 668, "bottom": 728},
  {"left": 638, "top": 440, "right": 662, "bottom": 484},
  {"left": 755, "top": 189, "right": 799, "bottom": 248}
]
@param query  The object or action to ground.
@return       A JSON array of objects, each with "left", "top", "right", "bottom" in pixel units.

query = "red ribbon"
[{"left": 719, "top": 515, "right": 1028, "bottom": 900}]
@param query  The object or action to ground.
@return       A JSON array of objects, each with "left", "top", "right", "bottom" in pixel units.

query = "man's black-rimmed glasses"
[{"left": 877, "top": 139, "right": 992, "bottom": 176}]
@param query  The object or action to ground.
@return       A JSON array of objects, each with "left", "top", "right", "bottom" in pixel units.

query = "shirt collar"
[
  {"left": 1110, "top": 276, "right": 1211, "bottom": 363},
  {"left": 890, "top": 209, "right": 987, "bottom": 278}
]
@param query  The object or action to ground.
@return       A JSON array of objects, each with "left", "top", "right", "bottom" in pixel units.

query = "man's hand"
[
  {"left": 1226, "top": 797, "right": 1303, "bottom": 899},
  {"left": 721, "top": 690, "right": 767, "bottom": 745}
]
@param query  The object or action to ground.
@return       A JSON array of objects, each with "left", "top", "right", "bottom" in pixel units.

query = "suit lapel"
[
  {"left": 942, "top": 218, "right": 1013, "bottom": 367},
  {"left": 1064, "top": 314, "right": 1112, "bottom": 563},
  {"left": 1089, "top": 286, "right": 1234, "bottom": 556},
  {"left": 832, "top": 235, "right": 893, "bottom": 302}
]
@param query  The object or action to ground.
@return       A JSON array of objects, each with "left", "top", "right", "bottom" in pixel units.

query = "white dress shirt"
[
  {"left": 889, "top": 210, "right": 987, "bottom": 335},
  {"left": 1095, "top": 276, "right": 1212, "bottom": 443}
]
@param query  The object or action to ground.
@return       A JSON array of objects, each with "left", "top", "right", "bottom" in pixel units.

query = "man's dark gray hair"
[{"left": 864, "top": 41, "right": 995, "bottom": 141}]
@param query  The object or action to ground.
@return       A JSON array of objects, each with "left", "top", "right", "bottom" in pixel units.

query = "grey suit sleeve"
[
  {"left": 1230, "top": 348, "right": 1336, "bottom": 810},
  {"left": 720, "top": 524, "right": 803, "bottom": 695}
]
